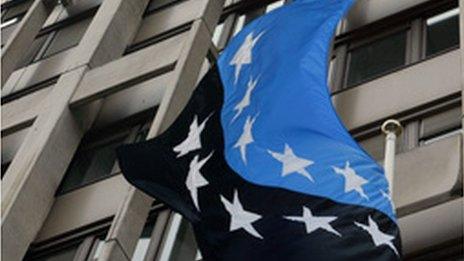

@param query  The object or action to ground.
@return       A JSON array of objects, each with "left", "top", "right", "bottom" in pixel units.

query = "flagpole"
[{"left": 381, "top": 119, "right": 403, "bottom": 196}]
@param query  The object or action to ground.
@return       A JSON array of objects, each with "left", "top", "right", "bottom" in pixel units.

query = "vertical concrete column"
[
  {"left": 97, "top": 1, "right": 224, "bottom": 260},
  {"left": 1, "top": 0, "right": 57, "bottom": 86},
  {"left": 459, "top": 0, "right": 464, "bottom": 191},
  {"left": 1, "top": 0, "right": 150, "bottom": 260}
]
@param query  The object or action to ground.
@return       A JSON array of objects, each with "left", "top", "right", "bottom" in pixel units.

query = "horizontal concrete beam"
[
  {"left": 2, "top": 48, "right": 75, "bottom": 97},
  {"left": 1, "top": 87, "right": 51, "bottom": 135},
  {"left": 70, "top": 32, "right": 187, "bottom": 107},
  {"left": 35, "top": 175, "right": 130, "bottom": 242},
  {"left": 399, "top": 197, "right": 463, "bottom": 255}
]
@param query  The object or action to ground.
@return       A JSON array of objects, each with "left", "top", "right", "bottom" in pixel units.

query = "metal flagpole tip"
[{"left": 381, "top": 119, "right": 403, "bottom": 136}]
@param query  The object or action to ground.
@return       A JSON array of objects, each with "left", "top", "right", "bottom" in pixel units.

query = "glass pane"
[
  {"left": 146, "top": 0, "right": 182, "bottom": 13},
  {"left": 1, "top": 16, "right": 19, "bottom": 29},
  {"left": 168, "top": 221, "right": 197, "bottom": 261},
  {"left": 132, "top": 218, "right": 157, "bottom": 261},
  {"left": 41, "top": 17, "right": 91, "bottom": 59},
  {"left": 2, "top": 1, "right": 32, "bottom": 22},
  {"left": 421, "top": 129, "right": 461, "bottom": 146},
  {"left": 58, "top": 136, "right": 125, "bottom": 194},
  {"left": 233, "top": 15, "right": 245, "bottom": 36},
  {"left": 347, "top": 31, "right": 407, "bottom": 87},
  {"left": 426, "top": 8, "right": 460, "bottom": 57},
  {"left": 420, "top": 107, "right": 462, "bottom": 139},
  {"left": 32, "top": 245, "right": 78, "bottom": 261},
  {"left": 212, "top": 23, "right": 224, "bottom": 46},
  {"left": 1, "top": 20, "right": 19, "bottom": 46}
]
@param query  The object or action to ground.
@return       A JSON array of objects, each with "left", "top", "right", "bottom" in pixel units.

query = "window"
[
  {"left": 40, "top": 17, "right": 92, "bottom": 59},
  {"left": 145, "top": 0, "right": 185, "bottom": 14},
  {"left": 56, "top": 130, "right": 128, "bottom": 194},
  {"left": 1, "top": 162, "right": 11, "bottom": 179},
  {"left": 131, "top": 212, "right": 160, "bottom": 261},
  {"left": 232, "top": 14, "right": 246, "bottom": 36},
  {"left": 1, "top": 15, "right": 22, "bottom": 47},
  {"left": 26, "top": 231, "right": 108, "bottom": 261},
  {"left": 159, "top": 214, "right": 198, "bottom": 261},
  {"left": 31, "top": 246, "right": 79, "bottom": 261},
  {"left": 25, "top": 243, "right": 80, "bottom": 261},
  {"left": 425, "top": 8, "right": 460, "bottom": 57},
  {"left": 1, "top": 15, "right": 20, "bottom": 28},
  {"left": 1, "top": 127, "right": 30, "bottom": 178},
  {"left": 14, "top": 14, "right": 93, "bottom": 69},
  {"left": 346, "top": 31, "right": 407, "bottom": 87},
  {"left": 212, "top": 22, "right": 224, "bottom": 47},
  {"left": 419, "top": 106, "right": 462, "bottom": 145},
  {"left": 56, "top": 118, "right": 152, "bottom": 195},
  {"left": 1, "top": 0, "right": 32, "bottom": 23}
]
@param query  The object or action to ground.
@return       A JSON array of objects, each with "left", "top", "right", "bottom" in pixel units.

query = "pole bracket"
[{"left": 381, "top": 119, "right": 403, "bottom": 136}]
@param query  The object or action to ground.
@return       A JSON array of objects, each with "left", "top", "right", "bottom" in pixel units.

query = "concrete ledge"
[
  {"left": 394, "top": 135, "right": 462, "bottom": 216},
  {"left": 35, "top": 175, "right": 130, "bottom": 242},
  {"left": 1, "top": 86, "right": 51, "bottom": 135},
  {"left": 399, "top": 197, "right": 463, "bottom": 255}
]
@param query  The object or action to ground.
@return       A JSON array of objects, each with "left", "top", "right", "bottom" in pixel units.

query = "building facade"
[{"left": 1, "top": 0, "right": 463, "bottom": 260}]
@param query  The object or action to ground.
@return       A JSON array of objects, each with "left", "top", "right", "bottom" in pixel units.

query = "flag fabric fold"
[{"left": 117, "top": 0, "right": 402, "bottom": 260}]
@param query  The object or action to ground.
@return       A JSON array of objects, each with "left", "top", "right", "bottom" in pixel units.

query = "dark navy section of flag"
[{"left": 117, "top": 0, "right": 402, "bottom": 259}]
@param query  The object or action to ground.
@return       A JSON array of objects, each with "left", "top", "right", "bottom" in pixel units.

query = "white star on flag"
[
  {"left": 332, "top": 161, "right": 369, "bottom": 200},
  {"left": 355, "top": 216, "right": 399, "bottom": 256},
  {"left": 186, "top": 152, "right": 213, "bottom": 211},
  {"left": 285, "top": 207, "right": 341, "bottom": 237},
  {"left": 231, "top": 75, "right": 260, "bottom": 122},
  {"left": 268, "top": 144, "right": 315, "bottom": 182},
  {"left": 234, "top": 115, "right": 258, "bottom": 164},
  {"left": 220, "top": 190, "right": 263, "bottom": 239},
  {"left": 173, "top": 114, "right": 211, "bottom": 158},
  {"left": 230, "top": 31, "right": 264, "bottom": 84}
]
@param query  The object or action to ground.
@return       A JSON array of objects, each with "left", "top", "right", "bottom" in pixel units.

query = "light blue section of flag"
[{"left": 217, "top": 0, "right": 397, "bottom": 222}]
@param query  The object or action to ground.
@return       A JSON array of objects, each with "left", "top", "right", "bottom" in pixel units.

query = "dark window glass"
[
  {"left": 146, "top": 0, "right": 184, "bottom": 13},
  {"left": 168, "top": 220, "right": 198, "bottom": 261},
  {"left": 57, "top": 133, "right": 128, "bottom": 194},
  {"left": 132, "top": 214, "right": 159, "bottom": 260},
  {"left": 1, "top": 18, "right": 19, "bottom": 46},
  {"left": 426, "top": 8, "right": 460, "bottom": 57},
  {"left": 419, "top": 106, "right": 462, "bottom": 145},
  {"left": 26, "top": 245, "right": 79, "bottom": 261},
  {"left": 346, "top": 31, "right": 407, "bottom": 87},
  {"left": 1, "top": 162, "right": 11, "bottom": 179}
]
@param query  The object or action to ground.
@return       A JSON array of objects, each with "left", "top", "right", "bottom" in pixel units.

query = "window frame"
[
  {"left": 421, "top": 5, "right": 460, "bottom": 59},
  {"left": 55, "top": 117, "right": 153, "bottom": 196},
  {"left": 342, "top": 25, "right": 412, "bottom": 89},
  {"left": 331, "top": 0, "right": 459, "bottom": 93}
]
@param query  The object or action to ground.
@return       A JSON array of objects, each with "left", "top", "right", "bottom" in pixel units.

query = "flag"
[{"left": 116, "top": 0, "right": 402, "bottom": 260}]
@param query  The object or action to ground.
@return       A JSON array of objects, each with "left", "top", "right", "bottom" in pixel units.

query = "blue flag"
[{"left": 117, "top": 0, "right": 402, "bottom": 260}]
